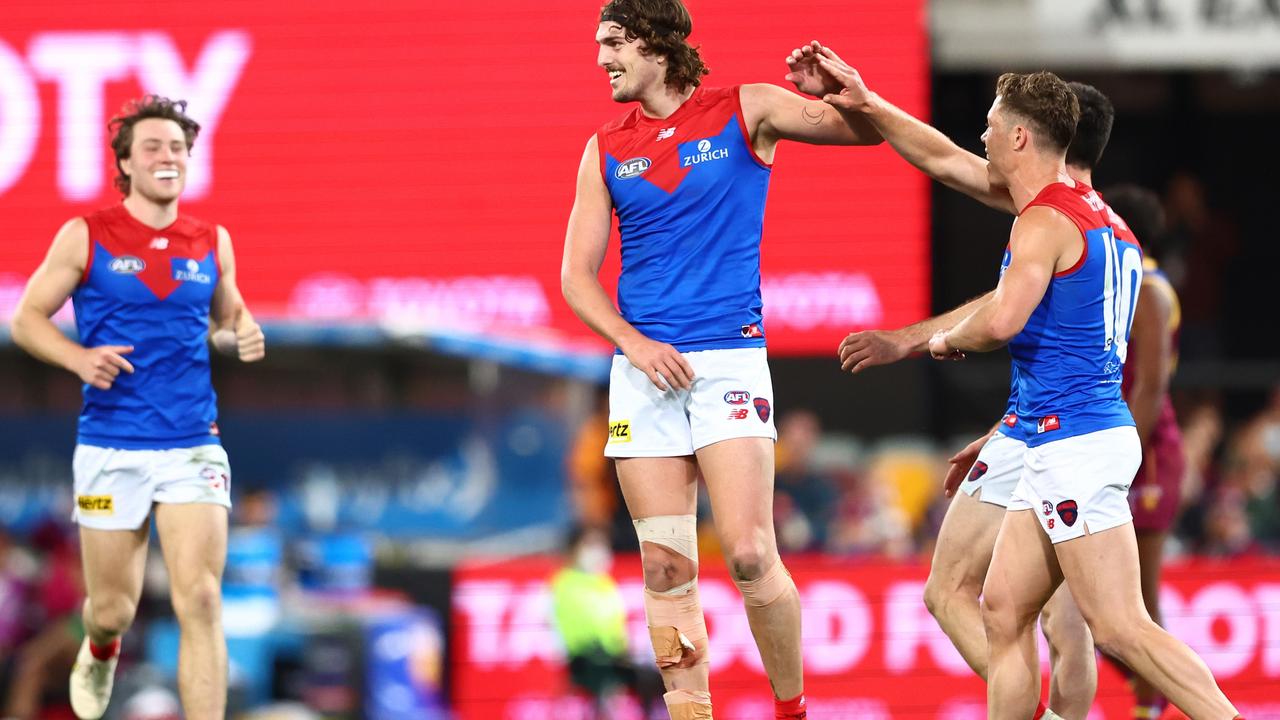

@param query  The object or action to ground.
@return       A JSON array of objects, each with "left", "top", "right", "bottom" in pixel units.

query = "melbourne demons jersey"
[
  {"left": 597, "top": 85, "right": 771, "bottom": 351},
  {"left": 73, "top": 205, "right": 221, "bottom": 449},
  {"left": 1006, "top": 182, "right": 1143, "bottom": 447}
]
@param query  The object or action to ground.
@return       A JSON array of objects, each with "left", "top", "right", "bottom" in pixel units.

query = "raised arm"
[
  {"left": 209, "top": 226, "right": 265, "bottom": 362},
  {"left": 739, "top": 80, "right": 882, "bottom": 164},
  {"left": 10, "top": 218, "right": 135, "bottom": 389},
  {"left": 560, "top": 135, "right": 692, "bottom": 391},
  {"left": 1124, "top": 277, "right": 1174, "bottom": 445},
  {"left": 934, "top": 208, "right": 1079, "bottom": 355},
  {"left": 790, "top": 44, "right": 1016, "bottom": 215}
]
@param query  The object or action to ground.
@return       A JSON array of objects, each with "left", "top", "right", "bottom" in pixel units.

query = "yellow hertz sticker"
[
  {"left": 608, "top": 420, "right": 632, "bottom": 444},
  {"left": 77, "top": 495, "right": 114, "bottom": 515}
]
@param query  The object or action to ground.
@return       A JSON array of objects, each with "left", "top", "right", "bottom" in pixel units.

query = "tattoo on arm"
[{"left": 801, "top": 106, "right": 825, "bottom": 125}]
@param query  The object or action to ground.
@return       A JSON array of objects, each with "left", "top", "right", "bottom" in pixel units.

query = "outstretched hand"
[
  {"left": 807, "top": 46, "right": 875, "bottom": 113},
  {"left": 838, "top": 329, "right": 912, "bottom": 373},
  {"left": 784, "top": 40, "right": 841, "bottom": 98},
  {"left": 942, "top": 434, "right": 990, "bottom": 498}
]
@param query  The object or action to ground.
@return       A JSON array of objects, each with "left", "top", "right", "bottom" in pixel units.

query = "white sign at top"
[{"left": 933, "top": 0, "right": 1280, "bottom": 70}]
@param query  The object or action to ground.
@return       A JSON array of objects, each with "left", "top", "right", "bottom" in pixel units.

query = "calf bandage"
[{"left": 663, "top": 689, "right": 713, "bottom": 719}]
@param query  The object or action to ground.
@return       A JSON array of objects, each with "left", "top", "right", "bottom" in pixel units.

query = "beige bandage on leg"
[
  {"left": 732, "top": 557, "right": 794, "bottom": 607},
  {"left": 663, "top": 689, "right": 713, "bottom": 719},
  {"left": 636, "top": 515, "right": 709, "bottom": 669}
]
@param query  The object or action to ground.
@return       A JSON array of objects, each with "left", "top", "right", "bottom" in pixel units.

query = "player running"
[{"left": 10, "top": 96, "right": 264, "bottom": 720}]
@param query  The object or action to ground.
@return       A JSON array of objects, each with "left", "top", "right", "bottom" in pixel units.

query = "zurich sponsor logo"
[
  {"left": 615, "top": 157, "right": 651, "bottom": 180},
  {"left": 109, "top": 256, "right": 145, "bottom": 274},
  {"left": 723, "top": 390, "right": 750, "bottom": 405},
  {"left": 173, "top": 258, "right": 211, "bottom": 284},
  {"left": 682, "top": 137, "right": 728, "bottom": 167}
]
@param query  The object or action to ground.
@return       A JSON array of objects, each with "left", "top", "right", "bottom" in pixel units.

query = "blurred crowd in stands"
[{"left": 570, "top": 385, "right": 1280, "bottom": 563}]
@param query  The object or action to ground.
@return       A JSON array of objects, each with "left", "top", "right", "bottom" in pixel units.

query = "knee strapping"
[
  {"left": 636, "top": 514, "right": 708, "bottom": 668},
  {"left": 663, "top": 689, "right": 712, "bottom": 719},
  {"left": 634, "top": 514, "right": 698, "bottom": 564},
  {"left": 732, "top": 558, "right": 794, "bottom": 608}
]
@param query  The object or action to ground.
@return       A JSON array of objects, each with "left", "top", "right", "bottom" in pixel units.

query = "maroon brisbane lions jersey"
[{"left": 1122, "top": 257, "right": 1185, "bottom": 532}]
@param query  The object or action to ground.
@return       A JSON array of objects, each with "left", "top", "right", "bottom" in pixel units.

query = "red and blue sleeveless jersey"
[
  {"left": 1005, "top": 182, "right": 1144, "bottom": 447},
  {"left": 597, "top": 85, "right": 772, "bottom": 351},
  {"left": 73, "top": 205, "right": 221, "bottom": 449}
]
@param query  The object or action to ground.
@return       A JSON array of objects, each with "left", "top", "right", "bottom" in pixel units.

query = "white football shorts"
[
  {"left": 1008, "top": 426, "right": 1140, "bottom": 544},
  {"left": 72, "top": 444, "right": 232, "bottom": 530},
  {"left": 605, "top": 347, "right": 777, "bottom": 457},
  {"left": 958, "top": 430, "right": 1026, "bottom": 508}
]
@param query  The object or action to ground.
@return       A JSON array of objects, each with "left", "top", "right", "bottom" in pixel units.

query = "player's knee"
[
  {"left": 922, "top": 572, "right": 969, "bottom": 620},
  {"left": 1087, "top": 619, "right": 1143, "bottom": 661},
  {"left": 1042, "top": 604, "right": 1091, "bottom": 655},
  {"left": 635, "top": 515, "right": 699, "bottom": 593},
  {"left": 88, "top": 595, "right": 137, "bottom": 637},
  {"left": 979, "top": 589, "right": 1022, "bottom": 641},
  {"left": 641, "top": 543, "right": 697, "bottom": 592},
  {"left": 732, "top": 557, "right": 794, "bottom": 608},
  {"left": 724, "top": 538, "right": 770, "bottom": 583},
  {"left": 634, "top": 515, "right": 708, "bottom": 670},
  {"left": 171, "top": 574, "right": 223, "bottom": 626}
]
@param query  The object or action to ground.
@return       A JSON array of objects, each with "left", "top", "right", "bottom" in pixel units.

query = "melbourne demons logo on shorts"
[
  {"left": 1056, "top": 500, "right": 1079, "bottom": 527},
  {"left": 753, "top": 397, "right": 771, "bottom": 423},
  {"left": 967, "top": 461, "right": 989, "bottom": 482}
]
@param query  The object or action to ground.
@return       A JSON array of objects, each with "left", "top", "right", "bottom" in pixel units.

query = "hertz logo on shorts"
[
  {"left": 608, "top": 420, "right": 632, "bottom": 444},
  {"left": 77, "top": 495, "right": 114, "bottom": 515}
]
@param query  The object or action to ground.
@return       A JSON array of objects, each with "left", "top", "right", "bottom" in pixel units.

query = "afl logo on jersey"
[
  {"left": 615, "top": 157, "right": 651, "bottom": 180},
  {"left": 109, "top": 256, "right": 145, "bottom": 275},
  {"left": 723, "top": 390, "right": 750, "bottom": 405}
]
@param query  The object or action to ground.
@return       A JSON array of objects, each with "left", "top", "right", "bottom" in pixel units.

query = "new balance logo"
[
  {"left": 656, "top": 127, "right": 676, "bottom": 141},
  {"left": 150, "top": 237, "right": 169, "bottom": 250}
]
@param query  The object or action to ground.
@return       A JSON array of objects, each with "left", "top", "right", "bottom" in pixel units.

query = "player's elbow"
[
  {"left": 560, "top": 265, "right": 589, "bottom": 306},
  {"left": 986, "top": 312, "right": 1025, "bottom": 344},
  {"left": 9, "top": 306, "right": 36, "bottom": 349}
]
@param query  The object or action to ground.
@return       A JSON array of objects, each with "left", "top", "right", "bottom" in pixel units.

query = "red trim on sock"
[
  {"left": 775, "top": 692, "right": 806, "bottom": 718},
  {"left": 89, "top": 638, "right": 120, "bottom": 661},
  {"left": 1033, "top": 702, "right": 1048, "bottom": 720}
]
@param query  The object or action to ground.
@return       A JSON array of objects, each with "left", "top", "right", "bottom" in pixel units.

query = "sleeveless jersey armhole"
[
  {"left": 213, "top": 225, "right": 223, "bottom": 276},
  {"left": 1026, "top": 201, "right": 1089, "bottom": 278},
  {"left": 595, "top": 132, "right": 609, "bottom": 183},
  {"left": 79, "top": 217, "right": 95, "bottom": 286},
  {"left": 733, "top": 85, "right": 773, "bottom": 170}
]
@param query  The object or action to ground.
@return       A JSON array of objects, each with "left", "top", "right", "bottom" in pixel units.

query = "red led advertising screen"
[
  {"left": 454, "top": 556, "right": 1280, "bottom": 719},
  {"left": 0, "top": 1, "right": 928, "bottom": 356}
]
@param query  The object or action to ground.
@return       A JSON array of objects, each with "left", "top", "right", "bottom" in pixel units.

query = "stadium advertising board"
[
  {"left": 0, "top": 1, "right": 928, "bottom": 356},
  {"left": 453, "top": 556, "right": 1280, "bottom": 719}
]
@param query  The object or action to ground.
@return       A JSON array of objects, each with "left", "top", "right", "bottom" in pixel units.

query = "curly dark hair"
[
  {"left": 995, "top": 71, "right": 1079, "bottom": 154},
  {"left": 600, "top": 0, "right": 709, "bottom": 93},
  {"left": 108, "top": 95, "right": 201, "bottom": 196}
]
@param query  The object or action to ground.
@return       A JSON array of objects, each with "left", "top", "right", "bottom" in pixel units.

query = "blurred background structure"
[{"left": 1, "top": 0, "right": 1277, "bottom": 718}]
